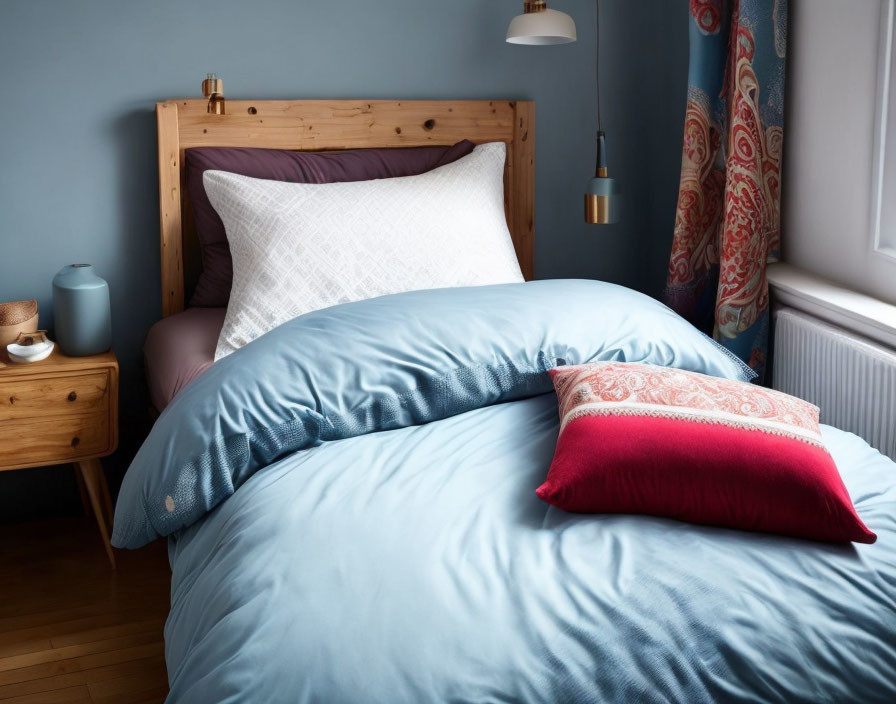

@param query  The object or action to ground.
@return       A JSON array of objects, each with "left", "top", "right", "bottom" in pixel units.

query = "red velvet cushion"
[
  {"left": 537, "top": 362, "right": 876, "bottom": 543},
  {"left": 186, "top": 141, "right": 475, "bottom": 308}
]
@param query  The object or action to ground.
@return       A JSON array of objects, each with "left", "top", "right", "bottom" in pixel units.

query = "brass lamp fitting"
[
  {"left": 202, "top": 73, "right": 225, "bottom": 115},
  {"left": 585, "top": 131, "right": 620, "bottom": 224}
]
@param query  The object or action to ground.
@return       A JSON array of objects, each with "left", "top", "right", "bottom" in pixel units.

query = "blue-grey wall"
[{"left": 0, "top": 0, "right": 688, "bottom": 520}]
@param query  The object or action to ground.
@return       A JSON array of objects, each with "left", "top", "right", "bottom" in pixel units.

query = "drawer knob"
[
  {"left": 68, "top": 391, "right": 77, "bottom": 402},
  {"left": 71, "top": 436, "right": 80, "bottom": 447}
]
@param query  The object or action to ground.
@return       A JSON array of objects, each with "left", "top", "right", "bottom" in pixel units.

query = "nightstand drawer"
[
  {"left": 0, "top": 370, "right": 110, "bottom": 421},
  {"left": 0, "top": 413, "right": 111, "bottom": 469}
]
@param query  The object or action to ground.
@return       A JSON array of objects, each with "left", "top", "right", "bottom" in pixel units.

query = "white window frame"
[{"left": 871, "top": 0, "right": 896, "bottom": 262}]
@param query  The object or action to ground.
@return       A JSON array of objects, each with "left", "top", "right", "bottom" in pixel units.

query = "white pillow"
[{"left": 204, "top": 142, "right": 524, "bottom": 360}]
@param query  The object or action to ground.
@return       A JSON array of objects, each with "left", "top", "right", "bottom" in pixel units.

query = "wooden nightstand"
[{"left": 0, "top": 348, "right": 119, "bottom": 567}]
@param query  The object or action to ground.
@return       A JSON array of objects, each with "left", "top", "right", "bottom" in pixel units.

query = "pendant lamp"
[
  {"left": 505, "top": 2, "right": 619, "bottom": 223},
  {"left": 506, "top": 1, "right": 577, "bottom": 45},
  {"left": 584, "top": 0, "right": 619, "bottom": 223}
]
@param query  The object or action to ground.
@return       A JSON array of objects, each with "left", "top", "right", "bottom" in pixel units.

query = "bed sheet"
[{"left": 143, "top": 307, "right": 225, "bottom": 411}]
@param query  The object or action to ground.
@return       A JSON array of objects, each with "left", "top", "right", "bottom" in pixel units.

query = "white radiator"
[{"left": 773, "top": 307, "right": 896, "bottom": 460}]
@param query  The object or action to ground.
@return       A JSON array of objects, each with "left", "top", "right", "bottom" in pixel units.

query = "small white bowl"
[{"left": 7, "top": 340, "right": 54, "bottom": 363}]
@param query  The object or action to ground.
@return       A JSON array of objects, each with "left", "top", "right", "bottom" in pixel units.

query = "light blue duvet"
[{"left": 113, "top": 281, "right": 896, "bottom": 702}]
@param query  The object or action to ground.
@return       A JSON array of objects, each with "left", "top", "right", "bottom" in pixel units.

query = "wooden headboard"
[{"left": 156, "top": 99, "right": 535, "bottom": 317}]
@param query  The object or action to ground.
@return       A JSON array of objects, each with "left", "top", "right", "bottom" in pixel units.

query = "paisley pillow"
[{"left": 537, "top": 362, "right": 876, "bottom": 543}]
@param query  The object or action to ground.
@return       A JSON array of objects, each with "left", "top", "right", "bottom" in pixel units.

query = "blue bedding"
[{"left": 113, "top": 281, "right": 896, "bottom": 702}]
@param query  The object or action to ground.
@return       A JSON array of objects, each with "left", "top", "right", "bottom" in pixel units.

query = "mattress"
[{"left": 143, "top": 307, "right": 225, "bottom": 412}]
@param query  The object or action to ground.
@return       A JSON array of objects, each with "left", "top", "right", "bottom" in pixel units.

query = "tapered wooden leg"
[
  {"left": 73, "top": 465, "right": 91, "bottom": 516},
  {"left": 76, "top": 459, "right": 116, "bottom": 569}
]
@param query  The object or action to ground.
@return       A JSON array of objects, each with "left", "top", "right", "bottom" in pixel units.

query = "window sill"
[{"left": 767, "top": 263, "right": 896, "bottom": 349}]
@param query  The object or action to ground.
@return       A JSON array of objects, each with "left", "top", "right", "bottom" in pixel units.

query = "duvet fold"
[{"left": 113, "top": 279, "right": 753, "bottom": 549}]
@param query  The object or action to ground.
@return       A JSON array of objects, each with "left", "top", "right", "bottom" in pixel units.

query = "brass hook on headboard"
[{"left": 202, "top": 73, "right": 225, "bottom": 115}]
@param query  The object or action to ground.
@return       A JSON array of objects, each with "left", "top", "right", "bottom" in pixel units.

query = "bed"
[{"left": 117, "top": 99, "right": 896, "bottom": 702}]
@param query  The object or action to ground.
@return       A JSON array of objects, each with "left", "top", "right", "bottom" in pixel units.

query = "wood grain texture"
[
  {"left": 0, "top": 417, "right": 110, "bottom": 471},
  {"left": 76, "top": 460, "right": 116, "bottom": 568},
  {"left": 173, "top": 99, "right": 516, "bottom": 148},
  {"left": 157, "top": 99, "right": 536, "bottom": 315},
  {"left": 0, "top": 372, "right": 109, "bottom": 422},
  {"left": 0, "top": 519, "right": 169, "bottom": 702},
  {"left": 0, "top": 351, "right": 118, "bottom": 472},
  {"left": 157, "top": 102, "right": 183, "bottom": 319},
  {"left": 0, "top": 351, "right": 119, "bottom": 567},
  {"left": 509, "top": 101, "right": 535, "bottom": 280},
  {"left": 0, "top": 351, "right": 116, "bottom": 378}
]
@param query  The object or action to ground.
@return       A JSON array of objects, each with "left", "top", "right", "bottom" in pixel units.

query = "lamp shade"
[
  {"left": 585, "top": 176, "right": 621, "bottom": 224},
  {"left": 506, "top": 6, "right": 577, "bottom": 45}
]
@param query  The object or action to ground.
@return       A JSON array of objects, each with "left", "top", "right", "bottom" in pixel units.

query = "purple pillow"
[{"left": 185, "top": 141, "right": 476, "bottom": 307}]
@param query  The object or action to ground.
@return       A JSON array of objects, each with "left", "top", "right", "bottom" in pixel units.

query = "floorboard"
[{"left": 0, "top": 517, "right": 170, "bottom": 702}]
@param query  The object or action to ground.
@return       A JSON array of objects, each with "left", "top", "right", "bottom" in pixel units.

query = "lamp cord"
[
  {"left": 593, "top": 0, "right": 605, "bottom": 178},
  {"left": 596, "top": 0, "right": 602, "bottom": 133}
]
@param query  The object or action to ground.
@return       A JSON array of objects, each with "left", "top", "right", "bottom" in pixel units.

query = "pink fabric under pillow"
[
  {"left": 143, "top": 307, "right": 225, "bottom": 412},
  {"left": 537, "top": 362, "right": 876, "bottom": 544},
  {"left": 186, "top": 141, "right": 476, "bottom": 307}
]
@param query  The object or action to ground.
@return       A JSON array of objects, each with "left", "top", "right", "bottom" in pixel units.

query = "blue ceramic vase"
[{"left": 52, "top": 264, "right": 112, "bottom": 356}]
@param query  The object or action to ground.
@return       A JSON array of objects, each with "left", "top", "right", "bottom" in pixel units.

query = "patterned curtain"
[{"left": 665, "top": 0, "right": 787, "bottom": 381}]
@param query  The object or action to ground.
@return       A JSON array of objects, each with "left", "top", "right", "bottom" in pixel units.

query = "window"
[{"left": 872, "top": 1, "right": 896, "bottom": 261}]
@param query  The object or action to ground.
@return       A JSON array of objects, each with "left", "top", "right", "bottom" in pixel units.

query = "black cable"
[{"left": 596, "top": 0, "right": 602, "bottom": 133}]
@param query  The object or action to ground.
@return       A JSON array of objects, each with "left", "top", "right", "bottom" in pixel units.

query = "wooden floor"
[{"left": 0, "top": 516, "right": 170, "bottom": 703}]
